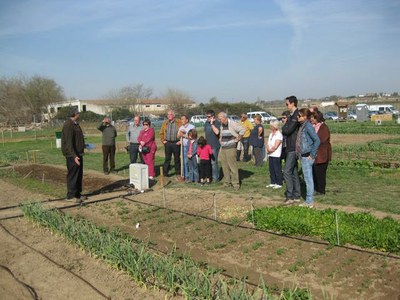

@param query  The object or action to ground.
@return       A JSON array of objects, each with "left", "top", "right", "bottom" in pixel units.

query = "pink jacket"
[
  {"left": 138, "top": 128, "right": 157, "bottom": 153},
  {"left": 197, "top": 144, "right": 213, "bottom": 160}
]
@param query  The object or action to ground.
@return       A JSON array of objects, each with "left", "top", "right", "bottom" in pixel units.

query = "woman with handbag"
[{"left": 138, "top": 118, "right": 157, "bottom": 180}]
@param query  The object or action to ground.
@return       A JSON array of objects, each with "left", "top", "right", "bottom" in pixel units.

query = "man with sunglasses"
[
  {"left": 282, "top": 96, "right": 301, "bottom": 204},
  {"left": 204, "top": 110, "right": 221, "bottom": 182}
]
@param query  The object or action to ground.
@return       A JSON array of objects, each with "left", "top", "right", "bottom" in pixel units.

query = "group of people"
[
  {"left": 269, "top": 96, "right": 332, "bottom": 208},
  {"left": 61, "top": 97, "right": 332, "bottom": 207}
]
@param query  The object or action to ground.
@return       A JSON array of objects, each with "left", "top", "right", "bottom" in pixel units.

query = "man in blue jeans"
[
  {"left": 204, "top": 110, "right": 221, "bottom": 183},
  {"left": 282, "top": 96, "right": 301, "bottom": 204}
]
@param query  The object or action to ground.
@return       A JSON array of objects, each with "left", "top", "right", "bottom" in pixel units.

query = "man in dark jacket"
[
  {"left": 282, "top": 96, "right": 301, "bottom": 204},
  {"left": 61, "top": 107, "right": 87, "bottom": 203},
  {"left": 97, "top": 117, "right": 117, "bottom": 174}
]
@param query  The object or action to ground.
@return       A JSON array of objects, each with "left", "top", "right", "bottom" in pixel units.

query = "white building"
[{"left": 45, "top": 98, "right": 196, "bottom": 120}]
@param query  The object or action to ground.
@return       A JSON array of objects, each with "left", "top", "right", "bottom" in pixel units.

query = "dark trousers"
[
  {"left": 269, "top": 156, "right": 283, "bottom": 185},
  {"left": 102, "top": 145, "right": 116, "bottom": 172},
  {"left": 66, "top": 156, "right": 83, "bottom": 199},
  {"left": 129, "top": 143, "right": 143, "bottom": 164},
  {"left": 313, "top": 162, "right": 329, "bottom": 194},
  {"left": 163, "top": 141, "right": 181, "bottom": 176},
  {"left": 199, "top": 159, "right": 211, "bottom": 180},
  {"left": 237, "top": 138, "right": 251, "bottom": 162},
  {"left": 253, "top": 146, "right": 264, "bottom": 167}
]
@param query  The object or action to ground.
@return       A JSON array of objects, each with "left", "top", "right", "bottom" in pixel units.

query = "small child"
[
  {"left": 197, "top": 136, "right": 213, "bottom": 185},
  {"left": 186, "top": 129, "right": 199, "bottom": 183}
]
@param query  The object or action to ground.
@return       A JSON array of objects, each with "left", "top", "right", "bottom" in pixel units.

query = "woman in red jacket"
[
  {"left": 138, "top": 118, "right": 157, "bottom": 180},
  {"left": 310, "top": 111, "right": 332, "bottom": 195}
]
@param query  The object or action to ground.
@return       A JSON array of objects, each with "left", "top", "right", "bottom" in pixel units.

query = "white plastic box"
[{"left": 129, "top": 163, "right": 149, "bottom": 190}]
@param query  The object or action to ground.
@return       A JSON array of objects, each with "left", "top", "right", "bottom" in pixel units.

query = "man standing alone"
[
  {"left": 282, "top": 96, "right": 301, "bottom": 204},
  {"left": 97, "top": 117, "right": 117, "bottom": 174},
  {"left": 160, "top": 109, "right": 183, "bottom": 181},
  {"left": 61, "top": 107, "right": 87, "bottom": 203}
]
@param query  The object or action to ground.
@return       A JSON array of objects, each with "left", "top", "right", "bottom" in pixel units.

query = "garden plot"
[{"left": 1, "top": 164, "right": 400, "bottom": 299}]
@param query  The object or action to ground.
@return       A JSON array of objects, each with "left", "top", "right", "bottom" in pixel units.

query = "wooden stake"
[{"left": 160, "top": 166, "right": 164, "bottom": 186}]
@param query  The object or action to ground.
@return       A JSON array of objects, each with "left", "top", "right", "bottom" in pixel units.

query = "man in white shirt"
[{"left": 178, "top": 115, "right": 195, "bottom": 181}]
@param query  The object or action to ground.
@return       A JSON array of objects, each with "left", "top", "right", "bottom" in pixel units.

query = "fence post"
[
  {"left": 163, "top": 187, "right": 166, "bottom": 208},
  {"left": 213, "top": 193, "right": 217, "bottom": 220},
  {"left": 335, "top": 210, "right": 340, "bottom": 246}
]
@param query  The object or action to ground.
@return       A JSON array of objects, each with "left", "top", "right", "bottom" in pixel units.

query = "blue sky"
[{"left": 1, "top": 0, "right": 399, "bottom": 102}]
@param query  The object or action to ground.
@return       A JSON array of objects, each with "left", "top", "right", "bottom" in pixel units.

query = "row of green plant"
[
  {"left": 333, "top": 141, "right": 400, "bottom": 158},
  {"left": 22, "top": 202, "right": 311, "bottom": 300},
  {"left": 250, "top": 207, "right": 400, "bottom": 254},
  {"left": 327, "top": 121, "right": 400, "bottom": 134}
]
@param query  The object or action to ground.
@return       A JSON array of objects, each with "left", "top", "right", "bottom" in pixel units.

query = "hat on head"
[{"left": 68, "top": 107, "right": 80, "bottom": 117}]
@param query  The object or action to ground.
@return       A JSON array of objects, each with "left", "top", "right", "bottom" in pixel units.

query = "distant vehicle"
[
  {"left": 190, "top": 115, "right": 207, "bottom": 125},
  {"left": 228, "top": 115, "right": 240, "bottom": 122},
  {"left": 323, "top": 112, "right": 339, "bottom": 121},
  {"left": 247, "top": 111, "right": 277, "bottom": 124},
  {"left": 368, "top": 110, "right": 379, "bottom": 118},
  {"left": 367, "top": 104, "right": 399, "bottom": 115},
  {"left": 150, "top": 117, "right": 165, "bottom": 128},
  {"left": 347, "top": 111, "right": 357, "bottom": 120},
  {"left": 116, "top": 117, "right": 133, "bottom": 125}
]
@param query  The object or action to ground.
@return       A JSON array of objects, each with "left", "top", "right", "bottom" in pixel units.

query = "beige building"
[{"left": 45, "top": 98, "right": 196, "bottom": 120}]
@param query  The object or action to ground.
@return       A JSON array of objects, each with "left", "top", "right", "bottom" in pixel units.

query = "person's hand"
[
  {"left": 209, "top": 116, "right": 215, "bottom": 124},
  {"left": 176, "top": 141, "right": 181, "bottom": 145},
  {"left": 140, "top": 141, "right": 145, "bottom": 146},
  {"left": 74, "top": 156, "right": 80, "bottom": 166},
  {"left": 162, "top": 140, "right": 167, "bottom": 145}
]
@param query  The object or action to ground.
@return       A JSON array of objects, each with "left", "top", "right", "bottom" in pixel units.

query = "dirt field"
[{"left": 1, "top": 164, "right": 400, "bottom": 300}]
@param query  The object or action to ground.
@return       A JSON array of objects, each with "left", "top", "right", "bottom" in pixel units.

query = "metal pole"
[
  {"left": 335, "top": 210, "right": 340, "bottom": 246},
  {"left": 1, "top": 130, "right": 4, "bottom": 146},
  {"left": 213, "top": 193, "right": 217, "bottom": 220},
  {"left": 250, "top": 197, "right": 255, "bottom": 225},
  {"left": 163, "top": 187, "right": 166, "bottom": 208}
]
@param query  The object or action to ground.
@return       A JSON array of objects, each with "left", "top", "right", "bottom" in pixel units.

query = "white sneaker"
[
  {"left": 266, "top": 184, "right": 276, "bottom": 188},
  {"left": 272, "top": 185, "right": 282, "bottom": 189},
  {"left": 299, "top": 202, "right": 314, "bottom": 208}
]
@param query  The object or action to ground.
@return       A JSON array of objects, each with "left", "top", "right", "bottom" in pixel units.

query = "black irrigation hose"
[
  {"left": 0, "top": 185, "right": 133, "bottom": 211},
  {"left": 121, "top": 193, "right": 400, "bottom": 260},
  {"left": 0, "top": 192, "right": 134, "bottom": 221},
  {"left": 0, "top": 222, "right": 111, "bottom": 300},
  {"left": 0, "top": 264, "right": 39, "bottom": 300}
]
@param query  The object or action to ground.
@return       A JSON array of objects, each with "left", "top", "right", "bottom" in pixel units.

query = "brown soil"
[{"left": 1, "top": 164, "right": 400, "bottom": 300}]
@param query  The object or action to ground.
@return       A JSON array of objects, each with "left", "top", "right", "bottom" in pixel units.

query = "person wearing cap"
[
  {"left": 97, "top": 116, "right": 117, "bottom": 175},
  {"left": 61, "top": 107, "right": 87, "bottom": 203},
  {"left": 266, "top": 119, "right": 283, "bottom": 189}
]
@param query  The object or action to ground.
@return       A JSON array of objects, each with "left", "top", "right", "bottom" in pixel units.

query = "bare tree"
[
  {"left": 105, "top": 84, "right": 153, "bottom": 115},
  {"left": 162, "top": 88, "right": 194, "bottom": 116},
  {"left": 25, "top": 75, "right": 65, "bottom": 121},
  {"left": 0, "top": 75, "right": 65, "bottom": 124}
]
